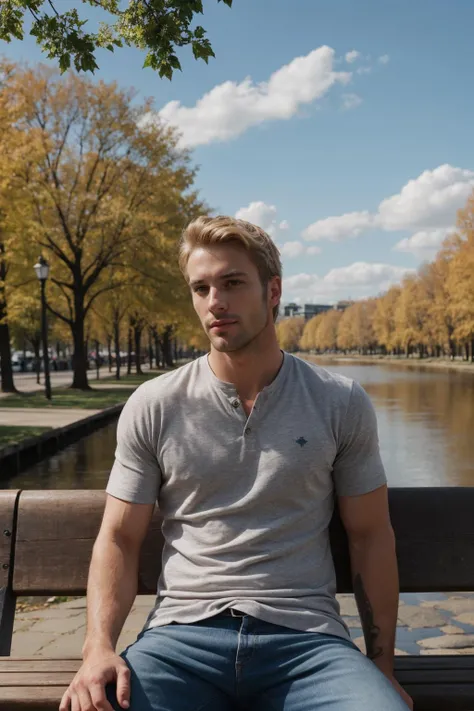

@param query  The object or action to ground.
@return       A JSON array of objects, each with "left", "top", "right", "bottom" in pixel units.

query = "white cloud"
[
  {"left": 146, "top": 46, "right": 352, "bottom": 148},
  {"left": 303, "top": 210, "right": 373, "bottom": 242},
  {"left": 394, "top": 228, "right": 452, "bottom": 258},
  {"left": 341, "top": 93, "right": 362, "bottom": 110},
  {"left": 281, "top": 241, "right": 305, "bottom": 258},
  {"left": 306, "top": 245, "right": 322, "bottom": 255},
  {"left": 378, "top": 54, "right": 390, "bottom": 64},
  {"left": 376, "top": 165, "right": 474, "bottom": 231},
  {"left": 234, "top": 201, "right": 289, "bottom": 240},
  {"left": 303, "top": 165, "right": 474, "bottom": 243},
  {"left": 283, "top": 262, "right": 414, "bottom": 302},
  {"left": 345, "top": 50, "right": 361, "bottom": 64},
  {"left": 322, "top": 262, "right": 410, "bottom": 287},
  {"left": 356, "top": 66, "right": 372, "bottom": 75}
]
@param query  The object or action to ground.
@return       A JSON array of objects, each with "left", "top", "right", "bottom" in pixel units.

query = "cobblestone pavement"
[{"left": 11, "top": 592, "right": 474, "bottom": 658}]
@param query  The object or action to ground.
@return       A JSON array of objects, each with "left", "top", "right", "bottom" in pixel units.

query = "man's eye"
[
  {"left": 227, "top": 280, "right": 243, "bottom": 287},
  {"left": 194, "top": 286, "right": 208, "bottom": 294}
]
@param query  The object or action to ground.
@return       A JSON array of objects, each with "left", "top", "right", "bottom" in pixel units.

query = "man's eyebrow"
[{"left": 189, "top": 271, "right": 248, "bottom": 287}]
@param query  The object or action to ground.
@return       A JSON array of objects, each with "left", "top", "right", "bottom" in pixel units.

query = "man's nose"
[{"left": 209, "top": 286, "right": 228, "bottom": 312}]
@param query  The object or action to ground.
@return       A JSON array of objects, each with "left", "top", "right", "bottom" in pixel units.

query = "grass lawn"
[
  {"left": 103, "top": 370, "right": 165, "bottom": 385},
  {"left": 0, "top": 388, "right": 136, "bottom": 409},
  {"left": 0, "top": 425, "right": 52, "bottom": 448}
]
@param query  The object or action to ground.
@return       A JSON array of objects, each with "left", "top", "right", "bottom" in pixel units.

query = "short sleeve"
[
  {"left": 332, "top": 381, "right": 387, "bottom": 497},
  {"left": 106, "top": 386, "right": 161, "bottom": 504}
]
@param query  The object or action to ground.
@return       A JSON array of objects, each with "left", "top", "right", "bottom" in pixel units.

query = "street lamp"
[{"left": 33, "top": 256, "right": 52, "bottom": 400}]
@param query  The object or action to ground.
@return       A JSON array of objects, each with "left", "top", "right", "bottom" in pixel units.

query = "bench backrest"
[{"left": 2, "top": 487, "right": 474, "bottom": 653}]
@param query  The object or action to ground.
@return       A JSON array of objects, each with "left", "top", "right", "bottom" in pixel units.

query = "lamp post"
[{"left": 33, "top": 256, "right": 52, "bottom": 401}]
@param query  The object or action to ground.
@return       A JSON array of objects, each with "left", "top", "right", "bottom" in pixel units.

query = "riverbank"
[
  {"left": 299, "top": 352, "right": 474, "bottom": 374},
  {"left": 0, "top": 369, "right": 166, "bottom": 477}
]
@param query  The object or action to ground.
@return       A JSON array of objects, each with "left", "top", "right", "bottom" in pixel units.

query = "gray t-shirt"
[{"left": 106, "top": 352, "right": 386, "bottom": 640}]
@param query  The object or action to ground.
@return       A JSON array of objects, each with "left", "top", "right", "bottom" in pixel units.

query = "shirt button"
[
  {"left": 244, "top": 427, "right": 251, "bottom": 435},
  {"left": 231, "top": 399, "right": 240, "bottom": 408}
]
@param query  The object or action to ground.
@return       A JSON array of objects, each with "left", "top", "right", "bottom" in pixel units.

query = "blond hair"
[{"left": 179, "top": 215, "right": 282, "bottom": 320}]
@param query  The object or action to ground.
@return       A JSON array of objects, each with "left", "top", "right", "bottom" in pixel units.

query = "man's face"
[{"left": 187, "top": 243, "right": 280, "bottom": 353}]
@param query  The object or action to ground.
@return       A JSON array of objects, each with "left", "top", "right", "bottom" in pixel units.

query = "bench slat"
[
  {"left": 13, "top": 490, "right": 164, "bottom": 595},
  {"left": 0, "top": 659, "right": 80, "bottom": 672},
  {"left": 1, "top": 656, "right": 474, "bottom": 711},
  {"left": 0, "top": 673, "right": 75, "bottom": 686},
  {"left": 12, "top": 488, "right": 474, "bottom": 596},
  {"left": 0, "top": 687, "right": 68, "bottom": 711}
]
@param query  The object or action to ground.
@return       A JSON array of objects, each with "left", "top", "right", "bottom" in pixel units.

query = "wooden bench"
[{"left": 1, "top": 488, "right": 474, "bottom": 711}]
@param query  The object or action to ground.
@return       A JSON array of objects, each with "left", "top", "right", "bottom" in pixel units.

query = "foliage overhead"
[{"left": 0, "top": 0, "right": 233, "bottom": 79}]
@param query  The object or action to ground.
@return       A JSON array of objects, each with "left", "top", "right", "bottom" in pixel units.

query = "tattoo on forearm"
[{"left": 353, "top": 573, "right": 384, "bottom": 660}]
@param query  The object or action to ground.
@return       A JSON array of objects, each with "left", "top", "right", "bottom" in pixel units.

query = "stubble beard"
[{"left": 207, "top": 303, "right": 270, "bottom": 354}]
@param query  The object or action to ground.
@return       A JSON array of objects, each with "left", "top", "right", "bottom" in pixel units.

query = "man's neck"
[{"left": 208, "top": 339, "right": 284, "bottom": 402}]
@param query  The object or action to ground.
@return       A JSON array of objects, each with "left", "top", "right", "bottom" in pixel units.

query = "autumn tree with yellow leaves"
[
  {"left": 289, "top": 190, "right": 474, "bottom": 362},
  {"left": 5, "top": 64, "right": 203, "bottom": 389}
]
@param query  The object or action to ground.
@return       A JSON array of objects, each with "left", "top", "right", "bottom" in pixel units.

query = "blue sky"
[{"left": 3, "top": 0, "right": 474, "bottom": 304}]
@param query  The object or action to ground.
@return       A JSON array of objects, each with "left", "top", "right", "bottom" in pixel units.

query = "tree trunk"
[
  {"left": 162, "top": 325, "right": 174, "bottom": 368},
  {"left": 107, "top": 336, "right": 113, "bottom": 372},
  {"left": 31, "top": 336, "right": 41, "bottom": 385},
  {"left": 114, "top": 318, "right": 121, "bottom": 380},
  {"left": 95, "top": 339, "right": 100, "bottom": 380},
  {"left": 0, "top": 321, "right": 17, "bottom": 393},
  {"left": 70, "top": 299, "right": 90, "bottom": 389},
  {"left": 471, "top": 338, "right": 474, "bottom": 363},
  {"left": 0, "top": 246, "right": 17, "bottom": 393},
  {"left": 127, "top": 326, "right": 133, "bottom": 375},
  {"left": 153, "top": 333, "right": 161, "bottom": 368},
  {"left": 464, "top": 342, "right": 469, "bottom": 361},
  {"left": 148, "top": 329, "right": 153, "bottom": 370},
  {"left": 134, "top": 325, "right": 143, "bottom": 375},
  {"left": 448, "top": 337, "right": 456, "bottom": 360}
]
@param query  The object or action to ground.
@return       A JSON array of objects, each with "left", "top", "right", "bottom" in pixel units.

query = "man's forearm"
[
  {"left": 349, "top": 526, "right": 399, "bottom": 675},
  {"left": 82, "top": 536, "right": 139, "bottom": 658}
]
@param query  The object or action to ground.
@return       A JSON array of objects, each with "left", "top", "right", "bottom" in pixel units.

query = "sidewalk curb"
[{"left": 0, "top": 404, "right": 124, "bottom": 482}]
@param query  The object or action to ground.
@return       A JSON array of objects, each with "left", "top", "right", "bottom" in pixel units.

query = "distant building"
[
  {"left": 282, "top": 303, "right": 333, "bottom": 321},
  {"left": 334, "top": 300, "right": 353, "bottom": 311}
]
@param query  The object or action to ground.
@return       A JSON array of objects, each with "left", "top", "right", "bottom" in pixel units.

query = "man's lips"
[{"left": 209, "top": 319, "right": 238, "bottom": 329}]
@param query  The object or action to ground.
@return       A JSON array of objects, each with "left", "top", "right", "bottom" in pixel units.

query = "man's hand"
[
  {"left": 388, "top": 675, "right": 413, "bottom": 710},
  {"left": 59, "top": 648, "right": 130, "bottom": 711}
]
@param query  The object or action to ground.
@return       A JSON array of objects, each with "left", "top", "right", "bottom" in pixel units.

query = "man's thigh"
[
  {"left": 251, "top": 632, "right": 409, "bottom": 711},
  {"left": 106, "top": 624, "right": 235, "bottom": 711}
]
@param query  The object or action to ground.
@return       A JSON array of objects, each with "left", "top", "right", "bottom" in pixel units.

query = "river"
[{"left": 7, "top": 358, "right": 474, "bottom": 489}]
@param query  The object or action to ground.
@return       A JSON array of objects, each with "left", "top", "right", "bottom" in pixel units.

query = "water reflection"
[
  {"left": 6, "top": 420, "right": 119, "bottom": 490},
  {"left": 6, "top": 359, "right": 474, "bottom": 489},
  {"left": 313, "top": 359, "right": 474, "bottom": 487}
]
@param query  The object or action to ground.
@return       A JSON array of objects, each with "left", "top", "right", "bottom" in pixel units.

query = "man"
[{"left": 60, "top": 216, "right": 412, "bottom": 711}]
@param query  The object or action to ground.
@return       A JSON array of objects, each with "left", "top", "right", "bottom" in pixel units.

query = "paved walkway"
[
  {"left": 0, "top": 407, "right": 102, "bottom": 427},
  {"left": 11, "top": 593, "right": 474, "bottom": 658}
]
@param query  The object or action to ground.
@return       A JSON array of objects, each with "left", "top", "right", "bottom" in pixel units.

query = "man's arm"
[
  {"left": 82, "top": 494, "right": 155, "bottom": 657},
  {"left": 60, "top": 494, "right": 154, "bottom": 711},
  {"left": 338, "top": 485, "right": 398, "bottom": 676}
]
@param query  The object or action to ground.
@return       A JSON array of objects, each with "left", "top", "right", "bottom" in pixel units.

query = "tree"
[
  {"left": 314, "top": 309, "right": 342, "bottom": 352},
  {"left": 0, "top": 0, "right": 233, "bottom": 79},
  {"left": 0, "top": 58, "right": 35, "bottom": 392},
  {"left": 10, "top": 65, "right": 199, "bottom": 389},
  {"left": 276, "top": 317, "right": 305, "bottom": 352},
  {"left": 300, "top": 313, "right": 323, "bottom": 352},
  {"left": 336, "top": 305, "right": 356, "bottom": 353},
  {"left": 447, "top": 196, "right": 474, "bottom": 359},
  {"left": 372, "top": 286, "right": 401, "bottom": 355},
  {"left": 395, "top": 275, "right": 427, "bottom": 357}
]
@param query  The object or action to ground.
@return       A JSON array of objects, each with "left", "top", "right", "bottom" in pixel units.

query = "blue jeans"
[{"left": 107, "top": 613, "right": 409, "bottom": 710}]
